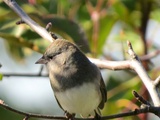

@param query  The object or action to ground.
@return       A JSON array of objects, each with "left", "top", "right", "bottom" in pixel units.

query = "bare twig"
[
  {"left": 90, "top": 42, "right": 160, "bottom": 106},
  {"left": 0, "top": 99, "right": 160, "bottom": 120},
  {"left": 133, "top": 91, "right": 151, "bottom": 106},
  {"left": 3, "top": 0, "right": 54, "bottom": 42},
  {"left": 0, "top": 100, "right": 67, "bottom": 120},
  {"left": 46, "top": 22, "right": 52, "bottom": 32},
  {"left": 130, "top": 61, "right": 160, "bottom": 106},
  {"left": 88, "top": 58, "right": 131, "bottom": 70},
  {"left": 132, "top": 91, "right": 160, "bottom": 117},
  {"left": 127, "top": 41, "right": 160, "bottom": 106},
  {"left": 140, "top": 50, "right": 160, "bottom": 61},
  {"left": 2, "top": 73, "right": 48, "bottom": 77},
  {"left": 38, "top": 65, "right": 45, "bottom": 76}
]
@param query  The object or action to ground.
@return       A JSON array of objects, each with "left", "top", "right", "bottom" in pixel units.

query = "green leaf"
[
  {"left": 0, "top": 32, "right": 49, "bottom": 61},
  {"left": 151, "top": 9, "right": 160, "bottom": 22},
  {"left": 112, "top": 1, "right": 129, "bottom": 22},
  {"left": 121, "top": 0, "right": 137, "bottom": 11},
  {"left": 97, "top": 16, "right": 118, "bottom": 54},
  {"left": 108, "top": 73, "right": 141, "bottom": 101},
  {"left": 30, "top": 14, "right": 90, "bottom": 53},
  {"left": 0, "top": 33, "right": 36, "bottom": 50},
  {"left": 0, "top": 73, "right": 3, "bottom": 80}
]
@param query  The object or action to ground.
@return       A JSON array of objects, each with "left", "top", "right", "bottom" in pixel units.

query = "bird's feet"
[
  {"left": 94, "top": 111, "right": 101, "bottom": 120},
  {"left": 64, "top": 111, "right": 75, "bottom": 120}
]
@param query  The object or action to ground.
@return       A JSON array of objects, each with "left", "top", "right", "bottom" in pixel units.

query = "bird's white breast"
[{"left": 55, "top": 82, "right": 101, "bottom": 116}]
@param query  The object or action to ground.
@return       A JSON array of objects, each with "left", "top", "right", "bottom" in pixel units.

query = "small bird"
[{"left": 36, "top": 39, "right": 107, "bottom": 119}]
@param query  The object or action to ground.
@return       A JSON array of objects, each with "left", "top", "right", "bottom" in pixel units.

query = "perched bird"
[{"left": 36, "top": 39, "right": 107, "bottom": 119}]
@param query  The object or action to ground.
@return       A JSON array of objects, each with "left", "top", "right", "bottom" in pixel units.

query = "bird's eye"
[
  {"left": 47, "top": 52, "right": 61, "bottom": 60},
  {"left": 48, "top": 56, "right": 53, "bottom": 60}
]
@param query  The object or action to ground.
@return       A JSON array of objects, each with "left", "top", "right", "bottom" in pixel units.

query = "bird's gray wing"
[{"left": 98, "top": 76, "right": 107, "bottom": 109}]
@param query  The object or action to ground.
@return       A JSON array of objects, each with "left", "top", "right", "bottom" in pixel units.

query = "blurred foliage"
[
  {"left": 1, "top": 0, "right": 160, "bottom": 120},
  {"left": 0, "top": 73, "right": 2, "bottom": 80}
]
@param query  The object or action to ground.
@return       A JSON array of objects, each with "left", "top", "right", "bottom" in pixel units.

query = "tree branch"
[
  {"left": 2, "top": 65, "right": 48, "bottom": 77},
  {"left": 127, "top": 41, "right": 160, "bottom": 106},
  {"left": 88, "top": 58, "right": 131, "bottom": 70},
  {"left": 140, "top": 50, "right": 160, "bottom": 61},
  {"left": 2, "top": 73, "right": 48, "bottom": 77},
  {"left": 1, "top": 90, "right": 160, "bottom": 120},
  {"left": 0, "top": 100, "right": 67, "bottom": 120},
  {"left": 90, "top": 42, "right": 160, "bottom": 106}
]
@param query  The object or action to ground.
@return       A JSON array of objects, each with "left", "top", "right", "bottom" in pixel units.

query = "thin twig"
[
  {"left": 2, "top": 73, "right": 48, "bottom": 77},
  {"left": 38, "top": 65, "right": 45, "bottom": 76},
  {"left": 0, "top": 99, "right": 160, "bottom": 120},
  {"left": 46, "top": 22, "right": 52, "bottom": 32},
  {"left": 133, "top": 91, "right": 151, "bottom": 106},
  {"left": 140, "top": 50, "right": 160, "bottom": 61},
  {"left": 0, "top": 100, "right": 67, "bottom": 120}
]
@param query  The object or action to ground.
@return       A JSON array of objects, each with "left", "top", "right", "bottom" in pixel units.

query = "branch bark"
[{"left": 0, "top": 98, "right": 160, "bottom": 120}]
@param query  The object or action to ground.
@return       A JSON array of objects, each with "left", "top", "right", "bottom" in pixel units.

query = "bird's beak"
[{"left": 35, "top": 56, "right": 48, "bottom": 64}]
